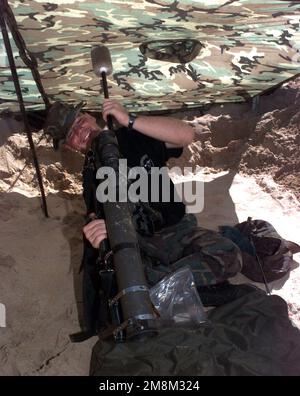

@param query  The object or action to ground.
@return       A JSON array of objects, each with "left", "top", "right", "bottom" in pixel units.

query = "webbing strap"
[
  {"left": 109, "top": 285, "right": 149, "bottom": 306},
  {"left": 98, "top": 314, "right": 156, "bottom": 341},
  {"left": 3, "top": 1, "right": 50, "bottom": 109},
  {"left": 112, "top": 242, "right": 140, "bottom": 255}
]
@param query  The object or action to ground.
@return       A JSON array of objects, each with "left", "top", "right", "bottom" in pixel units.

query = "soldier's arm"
[{"left": 102, "top": 99, "right": 195, "bottom": 148}]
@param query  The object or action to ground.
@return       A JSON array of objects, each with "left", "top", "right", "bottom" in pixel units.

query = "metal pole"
[
  {"left": 0, "top": 1, "right": 49, "bottom": 217},
  {"left": 3, "top": 0, "right": 50, "bottom": 110},
  {"left": 247, "top": 217, "right": 271, "bottom": 295},
  {"left": 101, "top": 71, "right": 114, "bottom": 130}
]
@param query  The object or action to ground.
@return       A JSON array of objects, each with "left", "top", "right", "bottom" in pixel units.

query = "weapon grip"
[{"left": 99, "top": 238, "right": 110, "bottom": 258}]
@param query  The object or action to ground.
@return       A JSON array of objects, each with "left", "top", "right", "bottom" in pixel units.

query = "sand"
[{"left": 0, "top": 79, "right": 299, "bottom": 376}]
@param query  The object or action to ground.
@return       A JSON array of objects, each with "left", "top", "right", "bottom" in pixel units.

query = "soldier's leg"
[
  {"left": 138, "top": 214, "right": 198, "bottom": 284},
  {"left": 140, "top": 214, "right": 242, "bottom": 287},
  {"left": 170, "top": 226, "right": 243, "bottom": 287}
]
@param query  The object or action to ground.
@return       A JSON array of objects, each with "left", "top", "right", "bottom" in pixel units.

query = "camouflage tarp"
[{"left": 1, "top": 0, "right": 300, "bottom": 113}]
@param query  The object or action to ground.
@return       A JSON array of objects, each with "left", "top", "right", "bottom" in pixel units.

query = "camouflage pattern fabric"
[
  {"left": 139, "top": 39, "right": 203, "bottom": 64},
  {"left": 1, "top": 1, "right": 300, "bottom": 113},
  {"left": 139, "top": 214, "right": 243, "bottom": 287}
]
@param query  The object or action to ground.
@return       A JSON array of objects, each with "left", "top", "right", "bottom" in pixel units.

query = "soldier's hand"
[
  {"left": 102, "top": 99, "right": 129, "bottom": 127},
  {"left": 83, "top": 218, "right": 107, "bottom": 249}
]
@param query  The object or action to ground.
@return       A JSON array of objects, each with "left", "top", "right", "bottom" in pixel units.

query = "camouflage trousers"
[{"left": 138, "top": 214, "right": 243, "bottom": 287}]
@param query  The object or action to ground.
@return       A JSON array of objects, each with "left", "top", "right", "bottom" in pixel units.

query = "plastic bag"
[{"left": 150, "top": 266, "right": 207, "bottom": 328}]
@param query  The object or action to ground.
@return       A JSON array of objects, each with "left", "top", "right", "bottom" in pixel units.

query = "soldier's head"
[{"left": 64, "top": 113, "right": 102, "bottom": 153}]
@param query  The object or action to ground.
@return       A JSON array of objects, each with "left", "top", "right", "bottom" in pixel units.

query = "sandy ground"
[{"left": 0, "top": 80, "right": 299, "bottom": 376}]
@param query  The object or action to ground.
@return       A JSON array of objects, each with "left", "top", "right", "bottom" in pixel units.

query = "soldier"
[{"left": 82, "top": 99, "right": 243, "bottom": 289}]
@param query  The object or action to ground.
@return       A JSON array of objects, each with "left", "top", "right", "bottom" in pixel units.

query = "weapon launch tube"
[{"left": 92, "top": 131, "right": 158, "bottom": 340}]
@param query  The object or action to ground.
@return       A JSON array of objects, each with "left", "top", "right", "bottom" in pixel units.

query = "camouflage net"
[{"left": 0, "top": 0, "right": 300, "bottom": 113}]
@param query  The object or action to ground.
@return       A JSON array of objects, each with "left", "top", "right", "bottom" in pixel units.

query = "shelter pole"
[{"left": 0, "top": 3, "right": 49, "bottom": 218}]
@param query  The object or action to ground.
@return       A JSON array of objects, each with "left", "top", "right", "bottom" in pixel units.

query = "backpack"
[{"left": 220, "top": 219, "right": 300, "bottom": 283}]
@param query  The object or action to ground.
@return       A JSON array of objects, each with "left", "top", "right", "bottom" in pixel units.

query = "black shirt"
[{"left": 115, "top": 127, "right": 186, "bottom": 228}]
